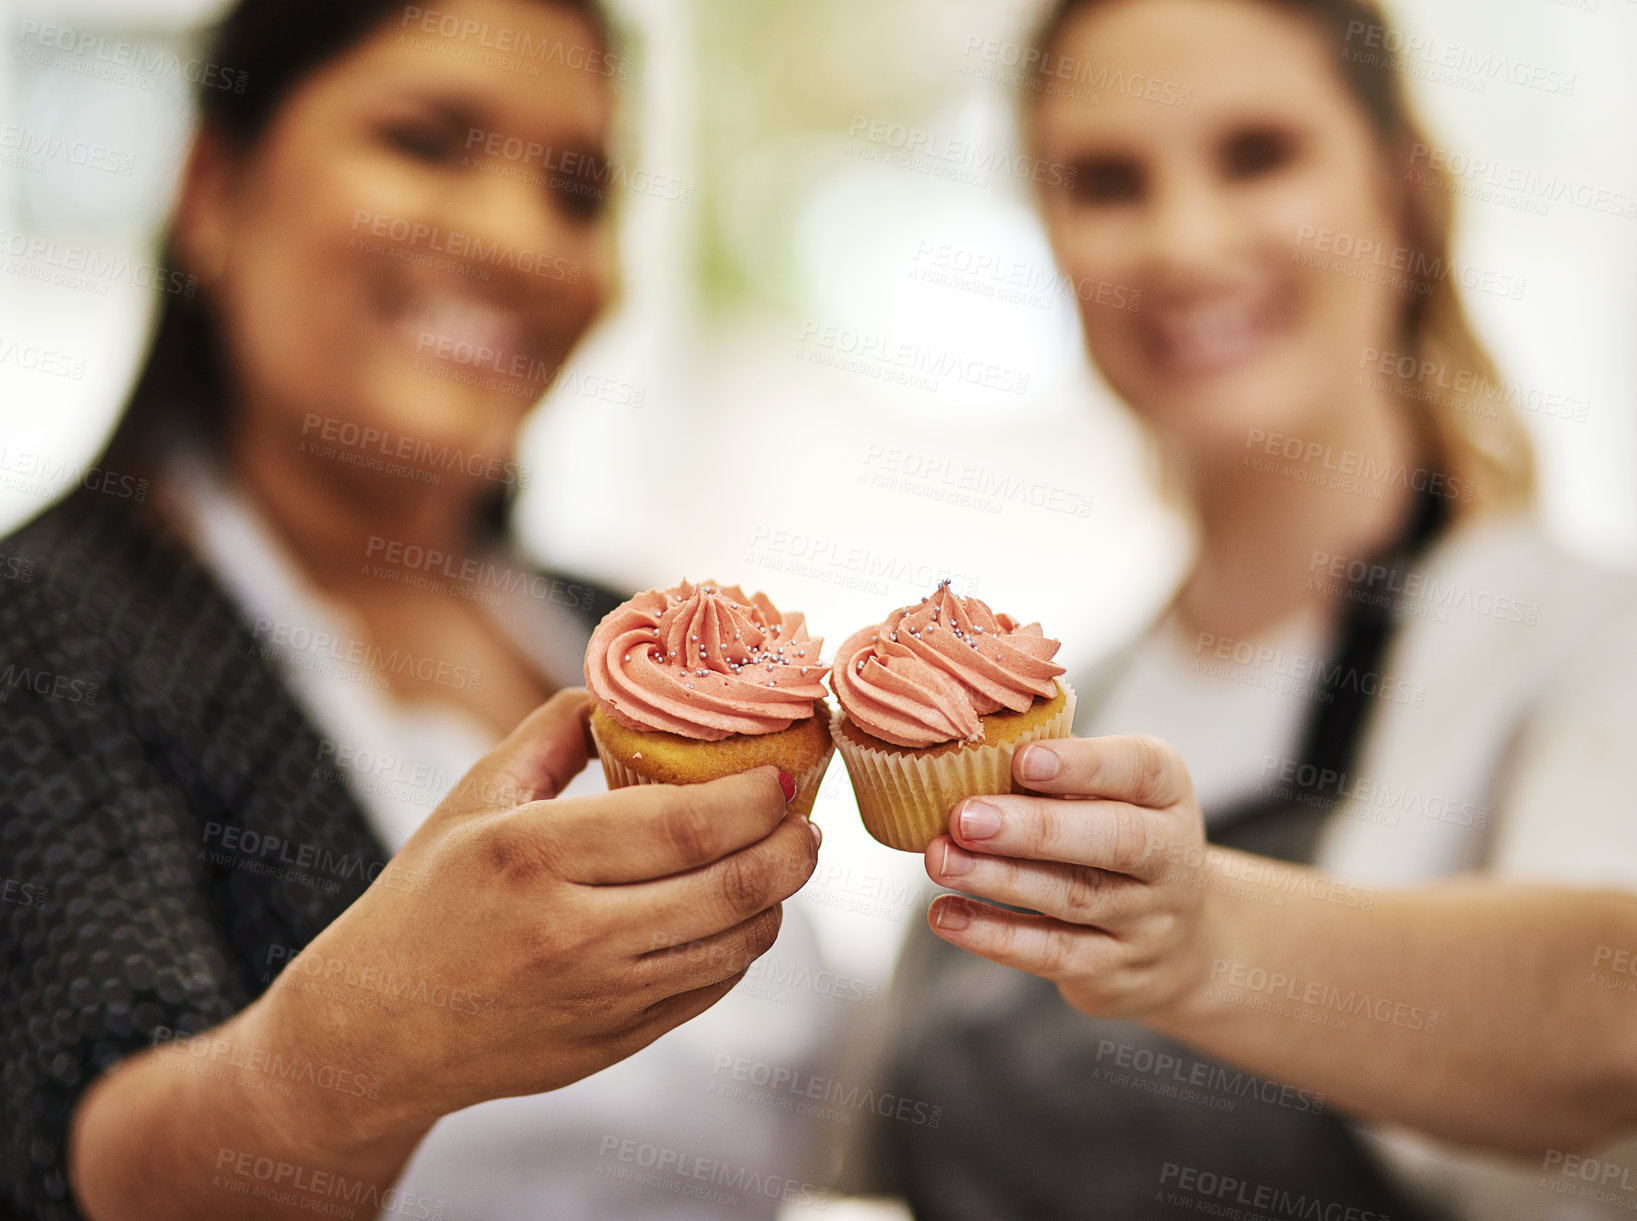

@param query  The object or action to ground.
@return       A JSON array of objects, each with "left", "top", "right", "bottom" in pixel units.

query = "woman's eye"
[
  {"left": 1068, "top": 157, "right": 1145, "bottom": 205},
  {"left": 1222, "top": 128, "right": 1296, "bottom": 180},
  {"left": 383, "top": 120, "right": 462, "bottom": 165},
  {"left": 550, "top": 160, "right": 610, "bottom": 222}
]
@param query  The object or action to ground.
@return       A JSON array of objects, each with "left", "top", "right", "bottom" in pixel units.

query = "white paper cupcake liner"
[
  {"left": 588, "top": 717, "right": 834, "bottom": 820},
  {"left": 831, "top": 680, "right": 1077, "bottom": 852}
]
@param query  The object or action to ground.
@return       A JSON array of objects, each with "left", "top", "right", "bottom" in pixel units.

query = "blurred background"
[{"left": 2, "top": 0, "right": 1634, "bottom": 995}]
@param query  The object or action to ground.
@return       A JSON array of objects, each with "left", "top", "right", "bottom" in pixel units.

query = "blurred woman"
[
  {"left": 859, "top": 0, "right": 1637, "bottom": 1217},
  {"left": 0, "top": 3, "right": 828, "bottom": 1218}
]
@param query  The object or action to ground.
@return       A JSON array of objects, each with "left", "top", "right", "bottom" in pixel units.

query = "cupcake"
[
  {"left": 584, "top": 580, "right": 834, "bottom": 818},
  {"left": 829, "top": 581, "right": 1075, "bottom": 852}
]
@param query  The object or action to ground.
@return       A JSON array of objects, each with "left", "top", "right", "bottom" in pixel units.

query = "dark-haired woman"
[
  {"left": 0, "top": 3, "right": 828, "bottom": 1219},
  {"left": 857, "top": 0, "right": 1637, "bottom": 1217}
]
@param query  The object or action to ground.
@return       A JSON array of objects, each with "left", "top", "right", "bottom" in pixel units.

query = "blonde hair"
[{"left": 1026, "top": 0, "right": 1534, "bottom": 517}]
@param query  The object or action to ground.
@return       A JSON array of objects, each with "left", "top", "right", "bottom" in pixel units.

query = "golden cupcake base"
[
  {"left": 831, "top": 681, "right": 1077, "bottom": 852},
  {"left": 588, "top": 702, "right": 834, "bottom": 820}
]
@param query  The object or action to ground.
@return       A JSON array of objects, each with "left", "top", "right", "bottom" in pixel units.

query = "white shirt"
[
  {"left": 1072, "top": 511, "right": 1637, "bottom": 1221},
  {"left": 167, "top": 458, "right": 837, "bottom": 1220}
]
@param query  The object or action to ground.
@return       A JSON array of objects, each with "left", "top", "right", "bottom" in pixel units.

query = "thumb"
[{"left": 442, "top": 688, "right": 595, "bottom": 818}]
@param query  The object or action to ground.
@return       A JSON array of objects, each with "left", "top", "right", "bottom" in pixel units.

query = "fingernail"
[
  {"left": 807, "top": 818, "right": 823, "bottom": 848},
  {"left": 958, "top": 799, "right": 1002, "bottom": 841},
  {"left": 933, "top": 900, "right": 972, "bottom": 932},
  {"left": 1019, "top": 745, "right": 1059, "bottom": 782},
  {"left": 939, "top": 842, "right": 974, "bottom": 878},
  {"left": 777, "top": 771, "right": 797, "bottom": 805}
]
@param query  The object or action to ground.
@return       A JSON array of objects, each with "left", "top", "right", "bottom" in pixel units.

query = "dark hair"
[
  {"left": 1026, "top": 0, "right": 1534, "bottom": 516},
  {"left": 108, "top": 0, "right": 611, "bottom": 533}
]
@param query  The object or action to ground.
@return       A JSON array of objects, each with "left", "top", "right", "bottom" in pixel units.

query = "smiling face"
[
  {"left": 1032, "top": 0, "right": 1408, "bottom": 469},
  {"left": 182, "top": 0, "right": 613, "bottom": 488}
]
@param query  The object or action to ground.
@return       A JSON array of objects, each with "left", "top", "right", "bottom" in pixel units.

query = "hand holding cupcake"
[
  {"left": 585, "top": 580, "right": 834, "bottom": 817},
  {"left": 830, "top": 582, "right": 1076, "bottom": 851}
]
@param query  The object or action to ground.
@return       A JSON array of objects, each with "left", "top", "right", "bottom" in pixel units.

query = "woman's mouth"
[
  {"left": 372, "top": 275, "right": 538, "bottom": 379},
  {"left": 1139, "top": 282, "right": 1288, "bottom": 381}
]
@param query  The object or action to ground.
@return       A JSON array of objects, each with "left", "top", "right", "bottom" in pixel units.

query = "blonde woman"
[{"left": 862, "top": 1, "right": 1637, "bottom": 1217}]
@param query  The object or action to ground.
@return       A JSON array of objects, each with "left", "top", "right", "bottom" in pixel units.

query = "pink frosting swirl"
[
  {"left": 586, "top": 580, "right": 829, "bottom": 740},
  {"left": 830, "top": 582, "right": 1065, "bottom": 748}
]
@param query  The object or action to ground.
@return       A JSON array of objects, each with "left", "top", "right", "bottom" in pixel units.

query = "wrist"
[
  {"left": 236, "top": 980, "right": 432, "bottom": 1163},
  {"left": 1147, "top": 860, "right": 1238, "bottom": 1038}
]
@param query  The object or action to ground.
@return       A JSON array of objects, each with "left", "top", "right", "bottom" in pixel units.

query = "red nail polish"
[{"left": 777, "top": 771, "right": 797, "bottom": 805}]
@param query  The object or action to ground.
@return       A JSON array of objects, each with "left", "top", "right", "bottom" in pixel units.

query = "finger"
[
  {"left": 1013, "top": 734, "right": 1192, "bottom": 807},
  {"left": 632, "top": 972, "right": 747, "bottom": 1041},
  {"left": 924, "top": 836, "right": 1152, "bottom": 929},
  {"left": 948, "top": 793, "right": 1170, "bottom": 879},
  {"left": 635, "top": 906, "right": 784, "bottom": 994},
  {"left": 617, "top": 812, "right": 818, "bottom": 944},
  {"left": 445, "top": 689, "right": 594, "bottom": 818},
  {"left": 927, "top": 895, "right": 1121, "bottom": 981},
  {"left": 532, "top": 766, "right": 794, "bottom": 884}
]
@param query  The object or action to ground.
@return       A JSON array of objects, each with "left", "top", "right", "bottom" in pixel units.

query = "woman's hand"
[
  {"left": 923, "top": 734, "right": 1214, "bottom": 1022},
  {"left": 248, "top": 687, "right": 820, "bottom": 1148}
]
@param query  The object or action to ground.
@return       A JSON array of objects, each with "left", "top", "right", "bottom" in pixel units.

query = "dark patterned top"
[{"left": 0, "top": 487, "right": 619, "bottom": 1220}]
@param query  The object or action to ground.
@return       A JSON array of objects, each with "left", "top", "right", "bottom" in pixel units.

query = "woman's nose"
[{"left": 1140, "top": 167, "right": 1237, "bottom": 281}]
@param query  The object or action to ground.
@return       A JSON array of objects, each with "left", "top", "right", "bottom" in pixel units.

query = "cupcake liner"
[
  {"left": 832, "top": 680, "right": 1077, "bottom": 852},
  {"left": 588, "top": 718, "right": 834, "bottom": 821}
]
